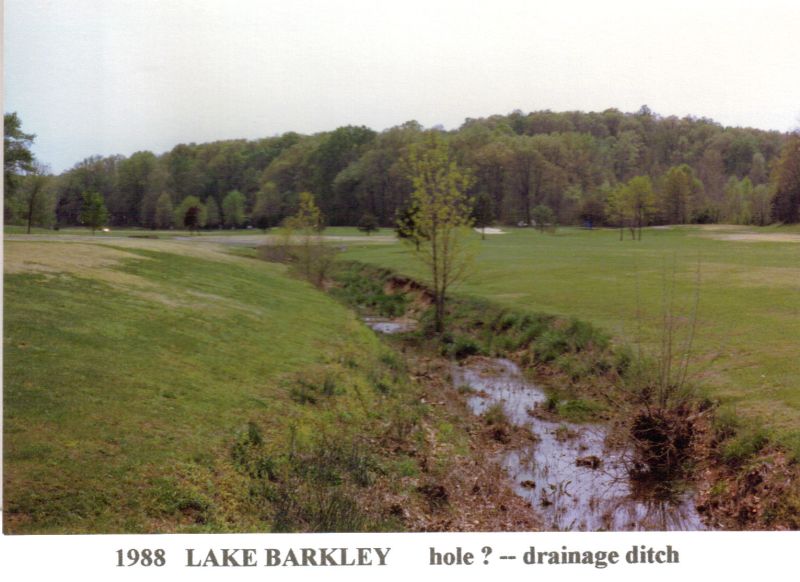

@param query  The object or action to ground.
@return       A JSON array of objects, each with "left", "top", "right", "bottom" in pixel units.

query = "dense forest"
[{"left": 5, "top": 106, "right": 800, "bottom": 231}]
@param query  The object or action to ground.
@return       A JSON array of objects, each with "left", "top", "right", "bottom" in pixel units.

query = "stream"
[
  {"left": 452, "top": 358, "right": 708, "bottom": 531},
  {"left": 364, "top": 318, "right": 708, "bottom": 531}
]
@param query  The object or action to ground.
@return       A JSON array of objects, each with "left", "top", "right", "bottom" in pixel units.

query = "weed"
[
  {"left": 329, "top": 263, "right": 409, "bottom": 317},
  {"left": 557, "top": 399, "right": 605, "bottom": 422},
  {"left": 483, "top": 402, "right": 509, "bottom": 426},
  {"left": 534, "top": 329, "right": 570, "bottom": 363},
  {"left": 442, "top": 335, "right": 483, "bottom": 360},
  {"left": 721, "top": 429, "right": 770, "bottom": 467},
  {"left": 271, "top": 437, "right": 380, "bottom": 532},
  {"left": 287, "top": 370, "right": 341, "bottom": 405},
  {"left": 456, "top": 384, "right": 475, "bottom": 395}
]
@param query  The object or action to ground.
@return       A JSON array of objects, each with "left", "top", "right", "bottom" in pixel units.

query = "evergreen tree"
[{"left": 357, "top": 212, "right": 379, "bottom": 235}]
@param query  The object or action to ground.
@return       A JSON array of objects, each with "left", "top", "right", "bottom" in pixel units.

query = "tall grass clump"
[{"left": 625, "top": 258, "right": 703, "bottom": 480}]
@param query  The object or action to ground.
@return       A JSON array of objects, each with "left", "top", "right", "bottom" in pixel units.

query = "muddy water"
[{"left": 452, "top": 358, "right": 708, "bottom": 531}]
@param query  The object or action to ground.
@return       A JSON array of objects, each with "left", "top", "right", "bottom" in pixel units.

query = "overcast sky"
[{"left": 4, "top": 0, "right": 800, "bottom": 173}]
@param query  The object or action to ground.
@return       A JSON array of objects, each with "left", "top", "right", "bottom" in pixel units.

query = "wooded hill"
[{"left": 6, "top": 106, "right": 800, "bottom": 229}]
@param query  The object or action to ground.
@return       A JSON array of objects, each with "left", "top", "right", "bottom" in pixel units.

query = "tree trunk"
[
  {"left": 26, "top": 189, "right": 36, "bottom": 234},
  {"left": 435, "top": 296, "right": 445, "bottom": 334}
]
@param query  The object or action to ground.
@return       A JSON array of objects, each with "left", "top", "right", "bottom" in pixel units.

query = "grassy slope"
[
  {"left": 343, "top": 225, "right": 800, "bottom": 447},
  {"left": 3, "top": 239, "right": 401, "bottom": 533}
]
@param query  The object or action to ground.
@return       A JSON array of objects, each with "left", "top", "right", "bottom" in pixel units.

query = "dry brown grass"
[
  {"left": 703, "top": 233, "right": 800, "bottom": 243},
  {"left": 4, "top": 240, "right": 269, "bottom": 315}
]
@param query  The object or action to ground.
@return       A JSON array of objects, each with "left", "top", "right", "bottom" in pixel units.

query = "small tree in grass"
[
  {"left": 606, "top": 185, "right": 628, "bottom": 241},
  {"left": 624, "top": 175, "right": 656, "bottom": 240},
  {"left": 531, "top": 204, "right": 555, "bottom": 233},
  {"left": 283, "top": 191, "right": 333, "bottom": 286},
  {"left": 406, "top": 132, "right": 474, "bottom": 334},
  {"left": 80, "top": 191, "right": 108, "bottom": 234},
  {"left": 357, "top": 212, "right": 379, "bottom": 235}
]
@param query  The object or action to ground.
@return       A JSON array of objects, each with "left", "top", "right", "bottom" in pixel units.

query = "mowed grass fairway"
[
  {"left": 344, "top": 225, "right": 800, "bottom": 446},
  {"left": 3, "top": 238, "right": 397, "bottom": 533}
]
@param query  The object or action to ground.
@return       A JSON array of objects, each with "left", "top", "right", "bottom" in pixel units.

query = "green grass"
[
  {"left": 3, "top": 240, "right": 414, "bottom": 533},
  {"left": 342, "top": 225, "right": 800, "bottom": 445}
]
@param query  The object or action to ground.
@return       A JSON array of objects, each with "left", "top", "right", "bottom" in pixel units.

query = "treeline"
[{"left": 5, "top": 106, "right": 800, "bottom": 230}]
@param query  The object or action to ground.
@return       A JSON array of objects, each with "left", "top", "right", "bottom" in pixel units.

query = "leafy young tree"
[
  {"left": 80, "top": 191, "right": 109, "bottom": 234},
  {"left": 531, "top": 204, "right": 555, "bottom": 233},
  {"left": 283, "top": 191, "right": 332, "bottom": 286},
  {"left": 222, "top": 190, "right": 246, "bottom": 228},
  {"left": 606, "top": 185, "right": 628, "bottom": 241},
  {"left": 624, "top": 175, "right": 656, "bottom": 240},
  {"left": 357, "top": 212, "right": 379, "bottom": 235},
  {"left": 154, "top": 192, "right": 174, "bottom": 229},
  {"left": 406, "top": 132, "right": 474, "bottom": 334}
]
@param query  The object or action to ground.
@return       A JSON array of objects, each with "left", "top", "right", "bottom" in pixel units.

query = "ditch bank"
[{"left": 331, "top": 260, "right": 800, "bottom": 531}]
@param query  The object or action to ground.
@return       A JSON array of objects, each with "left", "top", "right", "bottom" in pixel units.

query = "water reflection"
[
  {"left": 363, "top": 316, "right": 417, "bottom": 334},
  {"left": 453, "top": 358, "right": 708, "bottom": 531}
]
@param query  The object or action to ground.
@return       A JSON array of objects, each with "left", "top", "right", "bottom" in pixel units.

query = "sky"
[{"left": 4, "top": 0, "right": 800, "bottom": 173}]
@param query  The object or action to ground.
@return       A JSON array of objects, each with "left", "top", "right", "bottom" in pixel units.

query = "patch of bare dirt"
[
  {"left": 384, "top": 275, "right": 434, "bottom": 313},
  {"left": 702, "top": 233, "right": 800, "bottom": 243}
]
